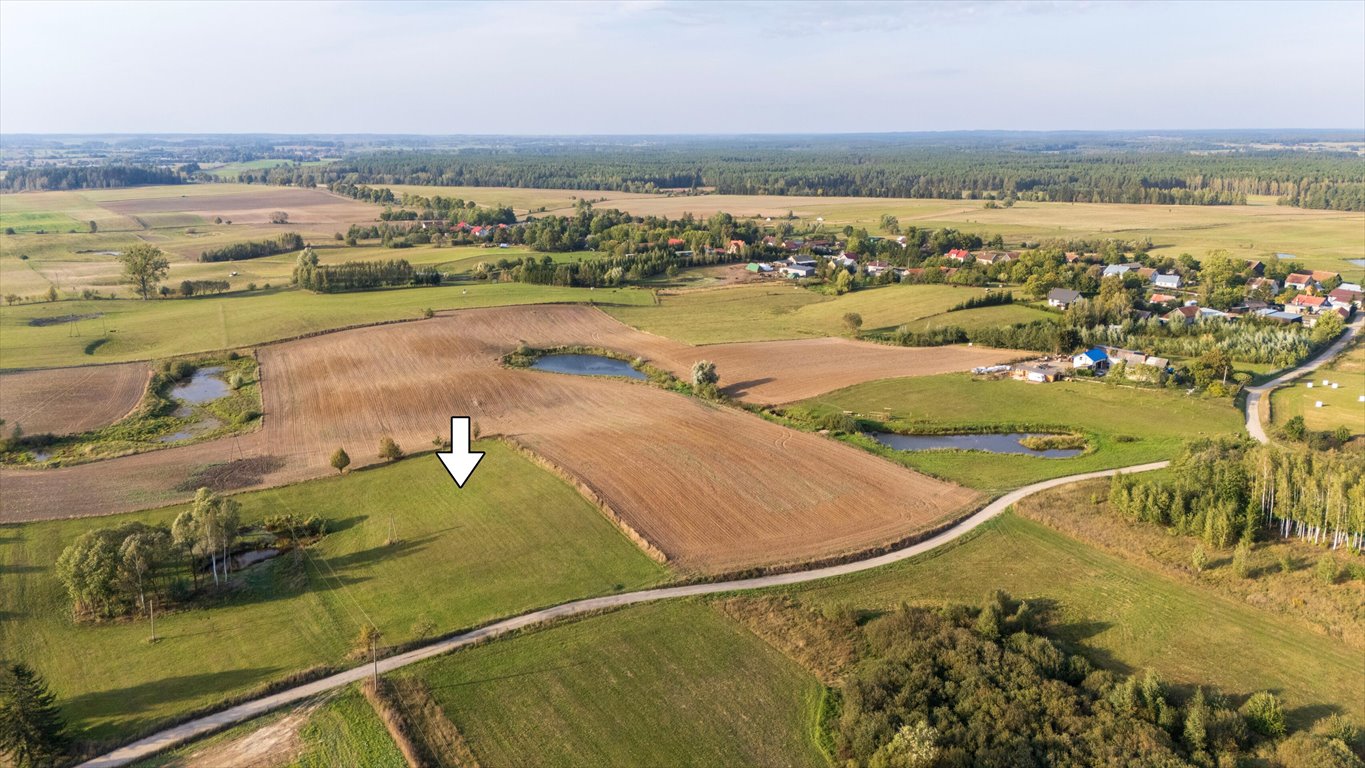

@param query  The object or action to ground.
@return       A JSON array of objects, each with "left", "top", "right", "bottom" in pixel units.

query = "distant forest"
[
  {"left": 0, "top": 165, "right": 185, "bottom": 192},
  {"left": 3, "top": 132, "right": 1362, "bottom": 210},
  {"left": 244, "top": 143, "right": 1365, "bottom": 211}
]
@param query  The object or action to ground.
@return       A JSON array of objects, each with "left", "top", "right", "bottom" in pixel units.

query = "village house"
[
  {"left": 832, "top": 253, "right": 859, "bottom": 269},
  {"left": 1137, "top": 267, "right": 1157, "bottom": 281},
  {"left": 1149, "top": 293, "right": 1179, "bottom": 305},
  {"left": 1328, "top": 287, "right": 1364, "bottom": 308},
  {"left": 1285, "top": 272, "right": 1315, "bottom": 290},
  {"left": 1072, "top": 347, "right": 1109, "bottom": 371},
  {"left": 1047, "top": 288, "right": 1081, "bottom": 309},
  {"left": 727, "top": 239, "right": 747, "bottom": 255},
  {"left": 865, "top": 260, "right": 890, "bottom": 276},
  {"left": 1166, "top": 304, "right": 1229, "bottom": 324},
  {"left": 1246, "top": 277, "right": 1280, "bottom": 294},
  {"left": 1152, "top": 273, "right": 1183, "bottom": 290},
  {"left": 944, "top": 248, "right": 972, "bottom": 263},
  {"left": 1288, "top": 294, "right": 1327, "bottom": 315},
  {"left": 1245, "top": 259, "right": 1266, "bottom": 276}
]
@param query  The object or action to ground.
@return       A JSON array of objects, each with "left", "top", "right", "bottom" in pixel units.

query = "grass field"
[
  {"left": 0, "top": 282, "right": 653, "bottom": 369},
  {"left": 794, "top": 373, "right": 1244, "bottom": 490},
  {"left": 787, "top": 513, "right": 1364, "bottom": 727},
  {"left": 292, "top": 688, "right": 407, "bottom": 768},
  {"left": 1270, "top": 340, "right": 1365, "bottom": 436},
  {"left": 0, "top": 445, "right": 666, "bottom": 742},
  {"left": 408, "top": 601, "right": 827, "bottom": 768},
  {"left": 604, "top": 282, "right": 1037, "bottom": 344},
  {"left": 132, "top": 686, "right": 403, "bottom": 768}
]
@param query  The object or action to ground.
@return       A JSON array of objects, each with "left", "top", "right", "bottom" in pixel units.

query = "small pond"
[
  {"left": 530, "top": 354, "right": 646, "bottom": 380},
  {"left": 869, "top": 432, "right": 1084, "bottom": 459},
  {"left": 172, "top": 366, "right": 229, "bottom": 404},
  {"left": 157, "top": 417, "right": 222, "bottom": 443},
  {"left": 1349, "top": 258, "right": 1365, "bottom": 268}
]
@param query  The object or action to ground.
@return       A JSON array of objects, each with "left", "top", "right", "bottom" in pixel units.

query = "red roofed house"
[
  {"left": 1285, "top": 272, "right": 1315, "bottom": 290},
  {"left": 1311, "top": 270, "right": 1341, "bottom": 285},
  {"left": 944, "top": 248, "right": 971, "bottom": 263},
  {"left": 1328, "top": 287, "right": 1363, "bottom": 308},
  {"left": 667, "top": 237, "right": 686, "bottom": 247},
  {"left": 727, "top": 239, "right": 746, "bottom": 255},
  {"left": 1289, "top": 294, "right": 1327, "bottom": 315},
  {"left": 1149, "top": 293, "right": 1178, "bottom": 305}
]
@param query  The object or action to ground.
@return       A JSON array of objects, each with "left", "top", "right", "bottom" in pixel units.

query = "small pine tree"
[
  {"left": 1316, "top": 554, "right": 1340, "bottom": 585},
  {"left": 1191, "top": 543, "right": 1207, "bottom": 575},
  {"left": 329, "top": 447, "right": 350, "bottom": 474},
  {"left": 1232, "top": 540, "right": 1252, "bottom": 579},
  {"left": 1242, "top": 691, "right": 1286, "bottom": 737},
  {"left": 0, "top": 662, "right": 69, "bottom": 767}
]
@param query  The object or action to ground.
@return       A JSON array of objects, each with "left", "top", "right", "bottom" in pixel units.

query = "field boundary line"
[{"left": 77, "top": 460, "right": 1168, "bottom": 768}]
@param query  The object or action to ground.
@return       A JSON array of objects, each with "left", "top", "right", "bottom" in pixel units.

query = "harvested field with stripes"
[
  {"left": 0, "top": 305, "right": 1011, "bottom": 573},
  {"left": 0, "top": 361, "right": 148, "bottom": 435}
]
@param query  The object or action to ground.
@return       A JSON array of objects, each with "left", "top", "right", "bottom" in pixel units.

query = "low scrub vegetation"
[{"left": 199, "top": 232, "right": 304, "bottom": 263}]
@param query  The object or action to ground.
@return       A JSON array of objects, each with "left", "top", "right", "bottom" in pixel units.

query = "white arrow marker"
[{"left": 436, "top": 417, "right": 484, "bottom": 488}]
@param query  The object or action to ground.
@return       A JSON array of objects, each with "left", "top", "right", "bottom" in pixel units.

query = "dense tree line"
[
  {"left": 884, "top": 320, "right": 1070, "bottom": 353},
  {"left": 241, "top": 144, "right": 1365, "bottom": 210},
  {"left": 835, "top": 594, "right": 1356, "bottom": 767},
  {"left": 175, "top": 279, "right": 230, "bottom": 297},
  {"left": 199, "top": 232, "right": 304, "bottom": 262},
  {"left": 332, "top": 183, "right": 518, "bottom": 225},
  {"left": 0, "top": 165, "right": 184, "bottom": 192},
  {"left": 1109, "top": 438, "right": 1365, "bottom": 551},
  {"left": 293, "top": 252, "right": 440, "bottom": 293}
]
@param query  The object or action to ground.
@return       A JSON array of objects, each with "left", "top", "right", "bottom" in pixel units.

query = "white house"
[
  {"left": 1152, "top": 273, "right": 1182, "bottom": 290},
  {"left": 1047, "top": 288, "right": 1081, "bottom": 309},
  {"left": 1072, "top": 347, "right": 1110, "bottom": 370}
]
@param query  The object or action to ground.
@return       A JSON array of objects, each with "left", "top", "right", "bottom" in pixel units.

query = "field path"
[
  {"left": 76, "top": 459, "right": 1169, "bottom": 768},
  {"left": 1243, "top": 316, "right": 1362, "bottom": 443}
]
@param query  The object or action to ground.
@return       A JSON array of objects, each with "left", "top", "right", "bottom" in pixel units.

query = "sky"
[{"left": 1, "top": 0, "right": 1362, "bottom": 135}]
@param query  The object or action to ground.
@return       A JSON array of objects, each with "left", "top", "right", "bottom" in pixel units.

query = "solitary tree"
[
  {"left": 378, "top": 436, "right": 402, "bottom": 462},
  {"left": 0, "top": 661, "right": 68, "bottom": 768},
  {"left": 1242, "top": 691, "right": 1286, "bottom": 737},
  {"left": 330, "top": 447, "right": 351, "bottom": 474},
  {"left": 119, "top": 243, "right": 171, "bottom": 300},
  {"left": 87, "top": 220, "right": 98, "bottom": 234},
  {"left": 691, "top": 360, "right": 718, "bottom": 388},
  {"left": 44, "top": 285, "right": 57, "bottom": 303},
  {"left": 842, "top": 312, "right": 863, "bottom": 335},
  {"left": 269, "top": 211, "right": 289, "bottom": 224}
]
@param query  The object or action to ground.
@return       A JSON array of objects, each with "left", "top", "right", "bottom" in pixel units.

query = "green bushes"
[
  {"left": 946, "top": 290, "right": 1013, "bottom": 312},
  {"left": 199, "top": 232, "right": 304, "bottom": 263}
]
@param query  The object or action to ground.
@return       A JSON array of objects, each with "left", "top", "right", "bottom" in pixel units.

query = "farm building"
[
  {"left": 786, "top": 254, "right": 817, "bottom": 267},
  {"left": 1072, "top": 347, "right": 1109, "bottom": 370},
  {"left": 1047, "top": 288, "right": 1081, "bottom": 309},
  {"left": 1011, "top": 361, "right": 1065, "bottom": 383},
  {"left": 1102, "top": 263, "right": 1141, "bottom": 278},
  {"left": 1253, "top": 308, "right": 1304, "bottom": 324},
  {"left": 781, "top": 263, "right": 815, "bottom": 278},
  {"left": 1165, "top": 305, "right": 1228, "bottom": 324},
  {"left": 745, "top": 262, "right": 773, "bottom": 273}
]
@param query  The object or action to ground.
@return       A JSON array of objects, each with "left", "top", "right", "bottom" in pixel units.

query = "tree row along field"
[{"left": 0, "top": 304, "right": 1019, "bottom": 574}]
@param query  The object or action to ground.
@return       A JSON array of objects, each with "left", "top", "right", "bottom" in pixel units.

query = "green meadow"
[{"left": 0, "top": 445, "right": 666, "bottom": 743}]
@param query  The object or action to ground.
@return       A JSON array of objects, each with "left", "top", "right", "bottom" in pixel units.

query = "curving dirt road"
[
  {"left": 1243, "top": 316, "right": 1362, "bottom": 443},
  {"left": 77, "top": 460, "right": 1169, "bottom": 768}
]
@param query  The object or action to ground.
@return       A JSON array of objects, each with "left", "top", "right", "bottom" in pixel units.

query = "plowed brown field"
[
  {"left": 0, "top": 362, "right": 148, "bottom": 435},
  {"left": 0, "top": 306, "right": 1016, "bottom": 573},
  {"left": 101, "top": 188, "right": 379, "bottom": 226}
]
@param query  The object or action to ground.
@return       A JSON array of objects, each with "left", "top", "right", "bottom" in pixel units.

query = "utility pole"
[
  {"left": 149, "top": 599, "right": 156, "bottom": 643},
  {"left": 370, "top": 630, "right": 378, "bottom": 686}
]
